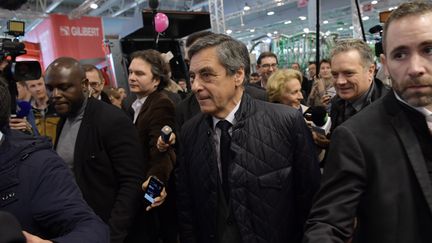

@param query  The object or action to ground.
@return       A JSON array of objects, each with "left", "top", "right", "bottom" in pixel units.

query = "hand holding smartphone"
[{"left": 143, "top": 176, "right": 165, "bottom": 208}]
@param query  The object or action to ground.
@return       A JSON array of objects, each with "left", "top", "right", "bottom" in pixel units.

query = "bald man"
[{"left": 45, "top": 57, "right": 146, "bottom": 243}]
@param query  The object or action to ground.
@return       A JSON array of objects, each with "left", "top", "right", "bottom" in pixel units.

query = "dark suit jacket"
[
  {"left": 100, "top": 91, "right": 112, "bottom": 104},
  {"left": 56, "top": 98, "right": 145, "bottom": 243},
  {"left": 134, "top": 91, "right": 176, "bottom": 184},
  {"left": 127, "top": 91, "right": 178, "bottom": 243},
  {"left": 304, "top": 92, "right": 432, "bottom": 243},
  {"left": 329, "top": 78, "right": 389, "bottom": 132}
]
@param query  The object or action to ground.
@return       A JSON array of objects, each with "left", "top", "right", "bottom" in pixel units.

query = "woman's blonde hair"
[{"left": 266, "top": 69, "right": 302, "bottom": 103}]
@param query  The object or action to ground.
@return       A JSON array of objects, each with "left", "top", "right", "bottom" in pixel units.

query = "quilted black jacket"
[{"left": 176, "top": 93, "right": 321, "bottom": 243}]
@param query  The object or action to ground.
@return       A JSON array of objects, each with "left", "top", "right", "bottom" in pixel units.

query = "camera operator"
[{"left": 0, "top": 58, "right": 36, "bottom": 135}]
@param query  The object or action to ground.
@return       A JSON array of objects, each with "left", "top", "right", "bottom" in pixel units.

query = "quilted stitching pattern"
[{"left": 178, "top": 95, "right": 320, "bottom": 243}]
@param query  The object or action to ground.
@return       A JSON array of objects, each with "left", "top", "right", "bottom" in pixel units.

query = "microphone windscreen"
[
  {"left": 0, "top": 211, "right": 26, "bottom": 243},
  {"left": 304, "top": 106, "right": 327, "bottom": 127},
  {"left": 161, "top": 125, "right": 172, "bottom": 143},
  {"left": 16, "top": 101, "right": 31, "bottom": 118}
]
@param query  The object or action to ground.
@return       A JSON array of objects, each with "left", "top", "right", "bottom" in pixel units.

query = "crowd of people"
[{"left": 0, "top": 1, "right": 431, "bottom": 243}]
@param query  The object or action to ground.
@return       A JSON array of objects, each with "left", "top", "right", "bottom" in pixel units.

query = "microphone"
[
  {"left": 0, "top": 211, "right": 26, "bottom": 243},
  {"left": 15, "top": 100, "right": 31, "bottom": 118},
  {"left": 161, "top": 125, "right": 172, "bottom": 144},
  {"left": 304, "top": 106, "right": 328, "bottom": 127}
]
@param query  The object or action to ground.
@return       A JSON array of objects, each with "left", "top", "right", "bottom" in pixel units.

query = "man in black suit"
[
  {"left": 82, "top": 64, "right": 111, "bottom": 104},
  {"left": 303, "top": 2, "right": 432, "bottom": 242},
  {"left": 45, "top": 57, "right": 145, "bottom": 243},
  {"left": 328, "top": 39, "right": 389, "bottom": 133}
]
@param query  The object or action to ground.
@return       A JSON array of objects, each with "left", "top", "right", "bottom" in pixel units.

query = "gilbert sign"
[{"left": 59, "top": 26, "right": 100, "bottom": 37}]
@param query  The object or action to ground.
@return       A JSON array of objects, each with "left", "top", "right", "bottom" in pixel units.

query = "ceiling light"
[
  {"left": 323, "top": 20, "right": 329, "bottom": 24},
  {"left": 275, "top": 0, "right": 282, "bottom": 2},
  {"left": 299, "top": 16, "right": 307, "bottom": 20},
  {"left": 284, "top": 20, "right": 292, "bottom": 24},
  {"left": 250, "top": 29, "right": 255, "bottom": 32},
  {"left": 303, "top": 28, "right": 310, "bottom": 33},
  {"left": 371, "top": 0, "right": 378, "bottom": 4},
  {"left": 273, "top": 31, "right": 278, "bottom": 34},
  {"left": 337, "top": 27, "right": 344, "bottom": 31},
  {"left": 90, "top": 3, "right": 98, "bottom": 9},
  {"left": 349, "top": 26, "right": 354, "bottom": 30},
  {"left": 277, "top": 2, "right": 283, "bottom": 6},
  {"left": 244, "top": 3, "right": 250, "bottom": 11},
  {"left": 362, "top": 16, "right": 370, "bottom": 21},
  {"left": 226, "top": 29, "right": 232, "bottom": 34},
  {"left": 267, "top": 33, "right": 272, "bottom": 37},
  {"left": 267, "top": 11, "right": 275, "bottom": 16}
]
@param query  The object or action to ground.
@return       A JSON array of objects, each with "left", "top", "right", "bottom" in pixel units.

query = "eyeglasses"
[
  {"left": 89, "top": 81, "right": 103, "bottom": 87},
  {"left": 260, "top": 63, "right": 278, "bottom": 69}
]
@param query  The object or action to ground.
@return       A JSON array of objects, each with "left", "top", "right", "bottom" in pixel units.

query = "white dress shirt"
[
  {"left": 212, "top": 101, "right": 241, "bottom": 181},
  {"left": 394, "top": 91, "right": 432, "bottom": 134},
  {"left": 132, "top": 96, "right": 148, "bottom": 124}
]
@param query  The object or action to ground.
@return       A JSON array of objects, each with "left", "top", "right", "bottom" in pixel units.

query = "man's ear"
[
  {"left": 153, "top": 78, "right": 161, "bottom": 88},
  {"left": 234, "top": 68, "right": 245, "bottom": 86},
  {"left": 379, "top": 53, "right": 389, "bottom": 77},
  {"left": 368, "top": 63, "right": 376, "bottom": 82}
]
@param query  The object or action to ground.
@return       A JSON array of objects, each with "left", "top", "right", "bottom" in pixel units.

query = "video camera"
[{"left": 0, "top": 20, "right": 42, "bottom": 114}]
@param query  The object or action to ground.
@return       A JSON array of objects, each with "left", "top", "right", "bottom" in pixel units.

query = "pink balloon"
[{"left": 154, "top": 13, "right": 169, "bottom": 33}]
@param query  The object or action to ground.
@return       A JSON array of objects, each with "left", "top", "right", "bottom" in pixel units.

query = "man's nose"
[
  {"left": 334, "top": 74, "right": 347, "bottom": 85},
  {"left": 407, "top": 54, "right": 426, "bottom": 78},
  {"left": 51, "top": 88, "right": 61, "bottom": 97},
  {"left": 191, "top": 78, "right": 200, "bottom": 93}
]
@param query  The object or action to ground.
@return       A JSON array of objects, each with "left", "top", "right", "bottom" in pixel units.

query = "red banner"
[{"left": 25, "top": 14, "right": 104, "bottom": 70}]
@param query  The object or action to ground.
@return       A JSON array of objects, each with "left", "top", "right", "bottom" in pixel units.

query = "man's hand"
[
  {"left": 142, "top": 177, "right": 167, "bottom": 211},
  {"left": 320, "top": 94, "right": 331, "bottom": 106},
  {"left": 312, "top": 131, "right": 330, "bottom": 149},
  {"left": 156, "top": 132, "right": 176, "bottom": 152},
  {"left": 9, "top": 117, "right": 32, "bottom": 133},
  {"left": 23, "top": 231, "right": 53, "bottom": 243}
]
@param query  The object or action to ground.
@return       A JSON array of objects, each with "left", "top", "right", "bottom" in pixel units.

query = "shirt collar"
[
  {"left": 394, "top": 90, "right": 432, "bottom": 119},
  {"left": 0, "top": 130, "right": 3, "bottom": 146},
  {"left": 132, "top": 96, "right": 148, "bottom": 123},
  {"left": 212, "top": 100, "right": 241, "bottom": 130},
  {"left": 349, "top": 81, "right": 375, "bottom": 112}
]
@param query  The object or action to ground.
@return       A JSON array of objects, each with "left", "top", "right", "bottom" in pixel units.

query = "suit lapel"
[
  {"left": 136, "top": 91, "right": 158, "bottom": 122},
  {"left": 73, "top": 99, "right": 93, "bottom": 174},
  {"left": 386, "top": 93, "right": 432, "bottom": 213}
]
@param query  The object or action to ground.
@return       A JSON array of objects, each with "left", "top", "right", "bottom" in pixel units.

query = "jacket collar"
[
  {"left": 384, "top": 92, "right": 432, "bottom": 213},
  {"left": 204, "top": 91, "right": 253, "bottom": 129}
]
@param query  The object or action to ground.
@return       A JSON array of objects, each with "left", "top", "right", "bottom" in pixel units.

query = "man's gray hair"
[
  {"left": 188, "top": 33, "right": 251, "bottom": 83},
  {"left": 330, "top": 39, "right": 374, "bottom": 68}
]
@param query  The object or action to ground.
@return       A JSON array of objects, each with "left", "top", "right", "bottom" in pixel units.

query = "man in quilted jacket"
[{"left": 175, "top": 33, "right": 321, "bottom": 243}]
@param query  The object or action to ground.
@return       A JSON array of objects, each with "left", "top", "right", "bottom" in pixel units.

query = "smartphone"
[
  {"left": 144, "top": 176, "right": 164, "bottom": 205},
  {"left": 312, "top": 125, "right": 326, "bottom": 135}
]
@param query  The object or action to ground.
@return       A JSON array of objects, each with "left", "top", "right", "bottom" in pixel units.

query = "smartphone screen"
[{"left": 144, "top": 177, "right": 164, "bottom": 205}]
